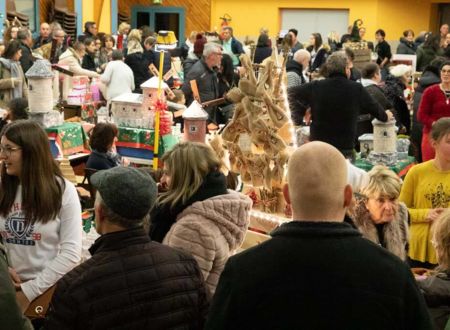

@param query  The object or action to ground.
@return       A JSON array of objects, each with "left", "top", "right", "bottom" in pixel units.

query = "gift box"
[{"left": 46, "top": 122, "right": 89, "bottom": 157}]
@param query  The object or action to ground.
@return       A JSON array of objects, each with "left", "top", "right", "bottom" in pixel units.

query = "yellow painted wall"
[
  {"left": 210, "top": 0, "right": 449, "bottom": 41},
  {"left": 82, "top": 0, "right": 112, "bottom": 34}
]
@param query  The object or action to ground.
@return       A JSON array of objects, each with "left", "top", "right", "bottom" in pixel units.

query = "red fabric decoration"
[
  {"left": 153, "top": 98, "right": 172, "bottom": 136},
  {"left": 117, "top": 34, "right": 124, "bottom": 50}
]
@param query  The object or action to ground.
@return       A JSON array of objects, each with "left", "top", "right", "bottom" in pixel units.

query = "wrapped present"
[{"left": 46, "top": 122, "right": 89, "bottom": 157}]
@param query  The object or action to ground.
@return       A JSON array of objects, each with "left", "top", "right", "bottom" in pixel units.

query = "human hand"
[
  {"left": 426, "top": 208, "right": 445, "bottom": 222},
  {"left": 15, "top": 290, "right": 30, "bottom": 312},
  {"left": 385, "top": 110, "right": 394, "bottom": 121},
  {"left": 303, "top": 108, "right": 311, "bottom": 125},
  {"left": 8, "top": 267, "right": 21, "bottom": 288},
  {"left": 121, "top": 157, "right": 130, "bottom": 167},
  {"left": 12, "top": 78, "right": 22, "bottom": 87}
]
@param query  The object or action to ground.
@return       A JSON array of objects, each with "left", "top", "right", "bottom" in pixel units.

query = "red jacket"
[{"left": 418, "top": 84, "right": 450, "bottom": 133}]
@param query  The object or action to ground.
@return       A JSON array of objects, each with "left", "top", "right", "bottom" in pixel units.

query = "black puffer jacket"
[
  {"left": 125, "top": 52, "right": 151, "bottom": 93},
  {"left": 417, "top": 271, "right": 450, "bottom": 330},
  {"left": 44, "top": 227, "right": 208, "bottom": 330}
]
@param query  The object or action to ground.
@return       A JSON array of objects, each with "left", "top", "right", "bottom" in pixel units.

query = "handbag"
[{"left": 24, "top": 285, "right": 56, "bottom": 320}]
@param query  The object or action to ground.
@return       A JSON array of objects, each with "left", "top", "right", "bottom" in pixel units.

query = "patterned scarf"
[{"left": 0, "top": 57, "right": 23, "bottom": 98}]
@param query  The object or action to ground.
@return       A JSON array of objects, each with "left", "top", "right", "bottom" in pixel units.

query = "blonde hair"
[
  {"left": 433, "top": 209, "right": 450, "bottom": 271},
  {"left": 128, "top": 29, "right": 142, "bottom": 43},
  {"left": 157, "top": 142, "right": 223, "bottom": 209},
  {"left": 118, "top": 22, "right": 130, "bottom": 34},
  {"left": 361, "top": 165, "right": 401, "bottom": 199}
]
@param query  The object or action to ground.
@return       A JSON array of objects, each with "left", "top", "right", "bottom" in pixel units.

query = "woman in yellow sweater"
[{"left": 400, "top": 117, "right": 450, "bottom": 267}]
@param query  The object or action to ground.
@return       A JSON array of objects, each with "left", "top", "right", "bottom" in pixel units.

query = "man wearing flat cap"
[{"left": 44, "top": 167, "right": 209, "bottom": 330}]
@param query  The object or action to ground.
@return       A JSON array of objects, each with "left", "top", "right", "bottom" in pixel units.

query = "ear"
[
  {"left": 283, "top": 183, "right": 291, "bottom": 205},
  {"left": 343, "top": 184, "right": 353, "bottom": 208},
  {"left": 94, "top": 203, "right": 105, "bottom": 235}
]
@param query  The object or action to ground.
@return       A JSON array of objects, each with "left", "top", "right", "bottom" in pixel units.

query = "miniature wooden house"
[
  {"left": 25, "top": 60, "right": 54, "bottom": 112},
  {"left": 372, "top": 119, "right": 397, "bottom": 153}
]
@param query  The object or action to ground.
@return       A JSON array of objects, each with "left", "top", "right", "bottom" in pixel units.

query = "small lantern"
[
  {"left": 372, "top": 119, "right": 397, "bottom": 153},
  {"left": 183, "top": 100, "right": 208, "bottom": 143}
]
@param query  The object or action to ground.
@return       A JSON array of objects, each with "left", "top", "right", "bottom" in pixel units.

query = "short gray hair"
[
  {"left": 17, "top": 28, "right": 31, "bottom": 40},
  {"left": 95, "top": 192, "right": 147, "bottom": 229},
  {"left": 203, "top": 42, "right": 222, "bottom": 57},
  {"left": 325, "top": 51, "right": 348, "bottom": 76},
  {"left": 111, "top": 49, "right": 123, "bottom": 61}
]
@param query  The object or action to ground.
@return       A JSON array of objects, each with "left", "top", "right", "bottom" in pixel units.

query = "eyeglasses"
[
  {"left": 442, "top": 70, "right": 450, "bottom": 74},
  {"left": 0, "top": 145, "right": 21, "bottom": 157}
]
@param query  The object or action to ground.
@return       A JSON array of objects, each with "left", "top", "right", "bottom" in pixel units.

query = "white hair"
[
  {"left": 389, "top": 64, "right": 411, "bottom": 78},
  {"left": 203, "top": 42, "right": 222, "bottom": 57}
]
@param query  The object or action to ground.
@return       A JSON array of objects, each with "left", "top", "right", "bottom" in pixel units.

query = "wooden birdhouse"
[{"left": 182, "top": 100, "right": 208, "bottom": 143}]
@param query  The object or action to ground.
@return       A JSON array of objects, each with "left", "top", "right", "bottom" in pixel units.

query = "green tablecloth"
[
  {"left": 116, "top": 126, "right": 178, "bottom": 155},
  {"left": 46, "top": 122, "right": 88, "bottom": 156},
  {"left": 354, "top": 156, "right": 416, "bottom": 178}
]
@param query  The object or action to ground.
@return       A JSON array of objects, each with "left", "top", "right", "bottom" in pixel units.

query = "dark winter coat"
[
  {"left": 288, "top": 74, "right": 388, "bottom": 154},
  {"left": 309, "top": 46, "right": 328, "bottom": 72},
  {"left": 205, "top": 221, "right": 433, "bottom": 330},
  {"left": 0, "top": 242, "right": 32, "bottom": 330},
  {"left": 85, "top": 150, "right": 121, "bottom": 171},
  {"left": 358, "top": 79, "right": 393, "bottom": 136},
  {"left": 396, "top": 38, "right": 417, "bottom": 55},
  {"left": 286, "top": 59, "right": 305, "bottom": 89},
  {"left": 125, "top": 52, "right": 151, "bottom": 93},
  {"left": 19, "top": 42, "right": 34, "bottom": 75},
  {"left": 417, "top": 271, "right": 450, "bottom": 330},
  {"left": 81, "top": 53, "right": 97, "bottom": 72},
  {"left": 254, "top": 46, "right": 272, "bottom": 64},
  {"left": 349, "top": 196, "right": 409, "bottom": 260},
  {"left": 44, "top": 227, "right": 209, "bottom": 330},
  {"left": 182, "top": 59, "right": 219, "bottom": 123},
  {"left": 417, "top": 46, "right": 439, "bottom": 72},
  {"left": 384, "top": 75, "right": 411, "bottom": 134}
]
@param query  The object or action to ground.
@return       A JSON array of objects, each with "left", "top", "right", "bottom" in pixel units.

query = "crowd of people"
[{"left": 0, "top": 15, "right": 449, "bottom": 330}]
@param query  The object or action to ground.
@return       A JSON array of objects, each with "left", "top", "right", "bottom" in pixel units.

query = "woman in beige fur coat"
[
  {"left": 349, "top": 165, "right": 409, "bottom": 261},
  {"left": 155, "top": 142, "right": 252, "bottom": 297}
]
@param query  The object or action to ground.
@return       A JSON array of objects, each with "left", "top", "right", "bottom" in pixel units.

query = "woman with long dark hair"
[
  {"left": 0, "top": 40, "right": 27, "bottom": 108},
  {"left": 0, "top": 120, "right": 82, "bottom": 311},
  {"left": 307, "top": 33, "right": 327, "bottom": 72}
]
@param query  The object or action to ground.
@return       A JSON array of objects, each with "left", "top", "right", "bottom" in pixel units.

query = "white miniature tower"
[
  {"left": 372, "top": 119, "right": 397, "bottom": 153},
  {"left": 26, "top": 60, "right": 54, "bottom": 112}
]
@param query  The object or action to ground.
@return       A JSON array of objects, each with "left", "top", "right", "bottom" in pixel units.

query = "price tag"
[
  {"left": 238, "top": 133, "right": 252, "bottom": 152},
  {"left": 149, "top": 63, "right": 159, "bottom": 77},
  {"left": 163, "top": 68, "right": 174, "bottom": 81}
]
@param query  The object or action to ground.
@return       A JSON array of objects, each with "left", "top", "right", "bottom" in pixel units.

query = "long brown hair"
[{"left": 0, "top": 120, "right": 65, "bottom": 224}]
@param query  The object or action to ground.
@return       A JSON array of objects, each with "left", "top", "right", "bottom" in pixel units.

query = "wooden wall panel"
[
  {"left": 118, "top": 0, "right": 211, "bottom": 38},
  {"left": 40, "top": 0, "right": 75, "bottom": 26}
]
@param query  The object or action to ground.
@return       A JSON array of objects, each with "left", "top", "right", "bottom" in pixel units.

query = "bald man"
[
  {"left": 206, "top": 142, "right": 432, "bottom": 330},
  {"left": 286, "top": 49, "right": 310, "bottom": 89},
  {"left": 33, "top": 22, "right": 51, "bottom": 49}
]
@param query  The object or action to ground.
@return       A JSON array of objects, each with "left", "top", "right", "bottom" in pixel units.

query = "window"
[{"left": 14, "top": 0, "right": 37, "bottom": 32}]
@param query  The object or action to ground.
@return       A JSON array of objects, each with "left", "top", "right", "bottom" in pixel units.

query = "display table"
[
  {"left": 354, "top": 156, "right": 416, "bottom": 178},
  {"left": 116, "top": 126, "right": 178, "bottom": 164},
  {"left": 46, "top": 122, "right": 89, "bottom": 158}
]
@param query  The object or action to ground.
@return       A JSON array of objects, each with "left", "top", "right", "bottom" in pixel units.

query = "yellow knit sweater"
[{"left": 399, "top": 160, "right": 450, "bottom": 264}]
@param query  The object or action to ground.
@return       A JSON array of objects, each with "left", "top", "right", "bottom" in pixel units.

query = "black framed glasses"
[{"left": 0, "top": 145, "right": 21, "bottom": 157}]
